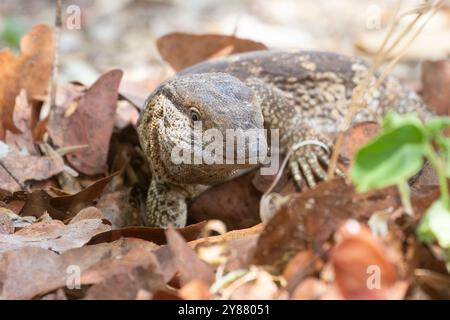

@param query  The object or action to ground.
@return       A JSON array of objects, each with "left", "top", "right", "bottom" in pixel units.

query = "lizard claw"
[{"left": 289, "top": 142, "right": 344, "bottom": 189}]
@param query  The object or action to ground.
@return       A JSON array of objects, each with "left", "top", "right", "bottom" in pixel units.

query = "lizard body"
[{"left": 137, "top": 49, "right": 433, "bottom": 227}]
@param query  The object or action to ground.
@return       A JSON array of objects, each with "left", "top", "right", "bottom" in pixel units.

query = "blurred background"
[{"left": 1, "top": 0, "right": 449, "bottom": 89}]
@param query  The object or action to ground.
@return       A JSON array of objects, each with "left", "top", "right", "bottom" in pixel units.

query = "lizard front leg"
[
  {"left": 246, "top": 77, "right": 343, "bottom": 189},
  {"left": 285, "top": 127, "right": 344, "bottom": 189},
  {"left": 143, "top": 179, "right": 188, "bottom": 227}
]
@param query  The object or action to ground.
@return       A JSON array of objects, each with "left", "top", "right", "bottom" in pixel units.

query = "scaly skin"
[{"left": 137, "top": 49, "right": 433, "bottom": 227}]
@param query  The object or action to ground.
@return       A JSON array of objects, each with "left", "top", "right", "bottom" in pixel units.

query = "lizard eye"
[{"left": 190, "top": 108, "right": 201, "bottom": 122}]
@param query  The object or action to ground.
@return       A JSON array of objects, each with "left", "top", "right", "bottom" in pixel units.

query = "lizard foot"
[{"left": 288, "top": 141, "right": 344, "bottom": 189}]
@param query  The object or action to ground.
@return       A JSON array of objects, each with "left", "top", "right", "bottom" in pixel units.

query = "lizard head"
[{"left": 137, "top": 72, "right": 267, "bottom": 185}]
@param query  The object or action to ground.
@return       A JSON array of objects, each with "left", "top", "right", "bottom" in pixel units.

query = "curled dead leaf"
[
  {"left": 16, "top": 170, "right": 121, "bottom": 221},
  {"left": 157, "top": 32, "right": 267, "bottom": 71},
  {"left": 88, "top": 220, "right": 207, "bottom": 246},
  {"left": 48, "top": 70, "right": 123, "bottom": 175},
  {"left": 0, "top": 24, "right": 54, "bottom": 137}
]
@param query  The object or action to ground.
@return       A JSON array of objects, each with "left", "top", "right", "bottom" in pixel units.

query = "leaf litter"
[{"left": 0, "top": 23, "right": 448, "bottom": 300}]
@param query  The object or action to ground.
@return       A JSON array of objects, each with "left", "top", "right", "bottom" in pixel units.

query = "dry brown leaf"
[
  {"left": 291, "top": 277, "right": 328, "bottom": 300},
  {"left": 0, "top": 24, "right": 54, "bottom": 138},
  {"left": 0, "top": 238, "right": 161, "bottom": 299},
  {"left": 0, "top": 142, "right": 64, "bottom": 192},
  {"left": 282, "top": 250, "right": 318, "bottom": 293},
  {"left": 79, "top": 239, "right": 159, "bottom": 286},
  {"left": 68, "top": 206, "right": 108, "bottom": 224},
  {"left": 17, "top": 170, "right": 121, "bottom": 221},
  {"left": 5, "top": 90, "right": 38, "bottom": 154},
  {"left": 189, "top": 170, "right": 261, "bottom": 230},
  {"left": 88, "top": 220, "right": 206, "bottom": 246},
  {"left": 340, "top": 122, "right": 380, "bottom": 172},
  {"left": 0, "top": 247, "right": 67, "bottom": 300},
  {"left": 84, "top": 265, "right": 165, "bottom": 300},
  {"left": 179, "top": 279, "right": 211, "bottom": 300},
  {"left": 0, "top": 213, "right": 14, "bottom": 234},
  {"left": 166, "top": 225, "right": 215, "bottom": 286},
  {"left": 48, "top": 70, "right": 123, "bottom": 175},
  {"left": 119, "top": 81, "right": 153, "bottom": 111},
  {"left": 0, "top": 218, "right": 110, "bottom": 254},
  {"left": 422, "top": 59, "right": 450, "bottom": 115},
  {"left": 228, "top": 269, "right": 287, "bottom": 300},
  {"left": 157, "top": 32, "right": 267, "bottom": 71},
  {"left": 40, "top": 289, "right": 67, "bottom": 300},
  {"left": 189, "top": 223, "right": 263, "bottom": 247},
  {"left": 330, "top": 220, "right": 407, "bottom": 300},
  {"left": 95, "top": 185, "right": 142, "bottom": 228},
  {"left": 253, "top": 179, "right": 400, "bottom": 266}
]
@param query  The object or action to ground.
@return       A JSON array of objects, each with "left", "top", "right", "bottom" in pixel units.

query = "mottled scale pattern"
[
  {"left": 138, "top": 49, "right": 434, "bottom": 227},
  {"left": 180, "top": 49, "right": 433, "bottom": 143}
]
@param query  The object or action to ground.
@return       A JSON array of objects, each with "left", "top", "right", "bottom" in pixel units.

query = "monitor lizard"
[{"left": 137, "top": 49, "right": 433, "bottom": 227}]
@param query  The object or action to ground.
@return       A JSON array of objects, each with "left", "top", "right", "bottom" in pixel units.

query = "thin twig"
[
  {"left": 49, "top": 0, "right": 62, "bottom": 114},
  {"left": 372, "top": 1, "right": 443, "bottom": 92}
]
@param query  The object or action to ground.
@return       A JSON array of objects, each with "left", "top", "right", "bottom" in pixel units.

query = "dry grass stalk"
[{"left": 327, "top": 0, "right": 445, "bottom": 178}]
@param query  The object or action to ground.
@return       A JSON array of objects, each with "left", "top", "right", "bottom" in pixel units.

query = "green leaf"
[
  {"left": 425, "top": 117, "right": 450, "bottom": 138},
  {"left": 417, "top": 199, "right": 450, "bottom": 249},
  {"left": 433, "top": 134, "right": 450, "bottom": 177},
  {"left": 382, "top": 112, "right": 423, "bottom": 131},
  {"left": 351, "top": 121, "right": 426, "bottom": 192}
]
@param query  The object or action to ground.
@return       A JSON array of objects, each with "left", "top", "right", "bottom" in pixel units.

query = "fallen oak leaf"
[
  {"left": 157, "top": 32, "right": 267, "bottom": 71},
  {"left": 87, "top": 220, "right": 207, "bottom": 246},
  {"left": 48, "top": 70, "right": 123, "bottom": 175},
  {"left": 0, "top": 24, "right": 54, "bottom": 138}
]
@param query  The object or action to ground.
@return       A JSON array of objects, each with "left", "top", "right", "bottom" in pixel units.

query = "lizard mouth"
[{"left": 163, "top": 121, "right": 268, "bottom": 167}]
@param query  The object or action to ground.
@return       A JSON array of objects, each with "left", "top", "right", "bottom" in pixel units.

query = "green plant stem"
[
  {"left": 425, "top": 144, "right": 450, "bottom": 210},
  {"left": 398, "top": 180, "right": 413, "bottom": 215}
]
